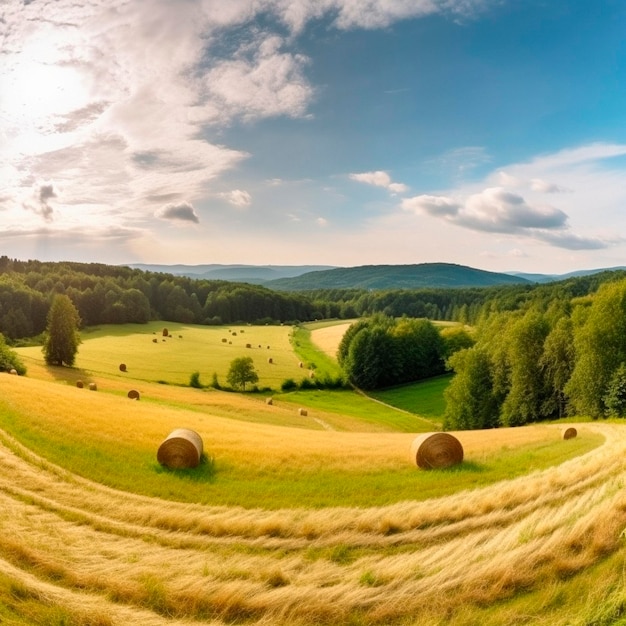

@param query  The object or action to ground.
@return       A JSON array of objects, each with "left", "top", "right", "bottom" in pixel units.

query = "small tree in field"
[
  {"left": 227, "top": 356, "right": 258, "bottom": 391},
  {"left": 43, "top": 294, "right": 81, "bottom": 366}
]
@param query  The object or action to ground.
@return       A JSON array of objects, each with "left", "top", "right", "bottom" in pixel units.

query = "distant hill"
[
  {"left": 264, "top": 263, "right": 532, "bottom": 291},
  {"left": 510, "top": 266, "right": 626, "bottom": 284},
  {"left": 128, "top": 263, "right": 336, "bottom": 284}
]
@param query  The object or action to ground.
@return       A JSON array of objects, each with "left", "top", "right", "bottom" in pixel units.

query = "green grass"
[
  {"left": 276, "top": 389, "right": 437, "bottom": 432},
  {"left": 368, "top": 374, "right": 451, "bottom": 424},
  {"left": 290, "top": 324, "right": 344, "bottom": 381},
  {"left": 0, "top": 395, "right": 602, "bottom": 510}
]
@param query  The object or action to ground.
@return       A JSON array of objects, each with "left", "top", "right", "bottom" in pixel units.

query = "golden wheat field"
[
  {"left": 1, "top": 365, "right": 626, "bottom": 624},
  {"left": 1, "top": 323, "right": 626, "bottom": 624}
]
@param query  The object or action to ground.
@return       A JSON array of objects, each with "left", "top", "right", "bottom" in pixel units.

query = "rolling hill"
[{"left": 264, "top": 262, "right": 532, "bottom": 290}]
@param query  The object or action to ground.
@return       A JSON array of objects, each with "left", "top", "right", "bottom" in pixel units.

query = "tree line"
[
  {"left": 337, "top": 314, "right": 473, "bottom": 390},
  {"left": 444, "top": 278, "right": 626, "bottom": 428}
]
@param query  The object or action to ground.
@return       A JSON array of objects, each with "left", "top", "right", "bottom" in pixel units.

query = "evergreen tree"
[{"left": 43, "top": 294, "right": 81, "bottom": 366}]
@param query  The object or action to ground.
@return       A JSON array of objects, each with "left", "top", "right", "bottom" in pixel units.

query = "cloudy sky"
[{"left": 1, "top": 0, "right": 625, "bottom": 273}]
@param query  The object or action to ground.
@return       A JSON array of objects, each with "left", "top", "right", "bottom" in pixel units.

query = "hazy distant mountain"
[
  {"left": 264, "top": 263, "right": 532, "bottom": 291},
  {"left": 128, "top": 263, "right": 336, "bottom": 284},
  {"left": 127, "top": 262, "right": 626, "bottom": 290},
  {"left": 510, "top": 266, "right": 626, "bottom": 284}
]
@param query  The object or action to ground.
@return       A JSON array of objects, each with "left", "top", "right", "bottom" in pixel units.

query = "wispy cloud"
[
  {"left": 350, "top": 170, "right": 408, "bottom": 194},
  {"left": 220, "top": 190, "right": 252, "bottom": 208}
]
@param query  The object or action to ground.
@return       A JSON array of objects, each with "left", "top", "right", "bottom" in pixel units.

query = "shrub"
[
  {"left": 281, "top": 378, "right": 297, "bottom": 392},
  {"left": 189, "top": 371, "right": 202, "bottom": 389}
]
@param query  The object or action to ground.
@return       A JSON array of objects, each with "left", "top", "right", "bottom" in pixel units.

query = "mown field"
[{"left": 0, "top": 321, "right": 624, "bottom": 625}]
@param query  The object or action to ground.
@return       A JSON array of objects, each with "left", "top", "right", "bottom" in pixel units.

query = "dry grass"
[{"left": 0, "top": 370, "right": 623, "bottom": 624}]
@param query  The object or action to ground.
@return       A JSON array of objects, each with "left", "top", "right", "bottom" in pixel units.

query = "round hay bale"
[
  {"left": 127, "top": 389, "right": 140, "bottom": 400},
  {"left": 88, "top": 382, "right": 97, "bottom": 391},
  {"left": 76, "top": 380, "right": 84, "bottom": 388},
  {"left": 299, "top": 361, "right": 303, "bottom": 368},
  {"left": 9, "top": 368, "right": 17, "bottom": 375},
  {"left": 152, "top": 338, "right": 158, "bottom": 343},
  {"left": 309, "top": 370, "right": 315, "bottom": 378},
  {"left": 119, "top": 363, "right": 127, "bottom": 372},
  {"left": 410, "top": 433, "right": 463, "bottom": 469},
  {"left": 298, "top": 408, "right": 308, "bottom": 416},
  {"left": 266, "top": 397, "right": 273, "bottom": 405},
  {"left": 563, "top": 426, "right": 577, "bottom": 440},
  {"left": 162, "top": 327, "right": 168, "bottom": 337},
  {"left": 246, "top": 343, "right": 252, "bottom": 348},
  {"left": 157, "top": 428, "right": 203, "bottom": 469},
  {"left": 222, "top": 338, "right": 227, "bottom": 343},
  {"left": 268, "top": 357, "right": 273, "bottom": 364}
]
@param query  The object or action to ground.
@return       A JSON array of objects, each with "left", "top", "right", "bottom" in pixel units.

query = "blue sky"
[{"left": 1, "top": 0, "right": 625, "bottom": 274}]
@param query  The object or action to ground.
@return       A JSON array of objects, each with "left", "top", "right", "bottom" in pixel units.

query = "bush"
[
  {"left": 0, "top": 333, "right": 27, "bottom": 375},
  {"left": 281, "top": 378, "right": 297, "bottom": 392},
  {"left": 189, "top": 371, "right": 202, "bottom": 388},
  {"left": 209, "top": 372, "right": 221, "bottom": 390}
]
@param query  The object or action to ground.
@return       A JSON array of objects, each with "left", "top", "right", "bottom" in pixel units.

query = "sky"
[{"left": 1, "top": 0, "right": 625, "bottom": 274}]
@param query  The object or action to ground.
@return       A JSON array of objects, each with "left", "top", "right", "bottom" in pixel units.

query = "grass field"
[{"left": 1, "top": 320, "right": 624, "bottom": 625}]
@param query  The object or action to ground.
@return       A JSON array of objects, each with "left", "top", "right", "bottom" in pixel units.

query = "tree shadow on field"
[
  {"left": 153, "top": 453, "right": 217, "bottom": 483},
  {"left": 44, "top": 364, "right": 94, "bottom": 387}
]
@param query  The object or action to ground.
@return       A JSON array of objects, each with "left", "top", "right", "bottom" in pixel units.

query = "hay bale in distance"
[
  {"left": 9, "top": 369, "right": 17, "bottom": 375},
  {"left": 88, "top": 383, "right": 97, "bottom": 391},
  {"left": 119, "top": 363, "right": 127, "bottom": 372},
  {"left": 268, "top": 357, "right": 273, "bottom": 364},
  {"left": 299, "top": 361, "right": 303, "bottom": 368},
  {"left": 162, "top": 327, "right": 168, "bottom": 337},
  {"left": 266, "top": 397, "right": 273, "bottom": 405},
  {"left": 152, "top": 338, "right": 158, "bottom": 343},
  {"left": 157, "top": 428, "right": 203, "bottom": 469},
  {"left": 563, "top": 427, "right": 578, "bottom": 440},
  {"left": 410, "top": 433, "right": 463, "bottom": 469},
  {"left": 246, "top": 343, "right": 252, "bottom": 348},
  {"left": 222, "top": 338, "right": 227, "bottom": 343},
  {"left": 76, "top": 380, "right": 84, "bottom": 388},
  {"left": 298, "top": 408, "right": 308, "bottom": 416},
  {"left": 127, "top": 389, "right": 140, "bottom": 400}
]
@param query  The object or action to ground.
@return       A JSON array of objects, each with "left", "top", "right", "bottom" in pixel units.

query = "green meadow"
[{"left": 0, "top": 319, "right": 620, "bottom": 626}]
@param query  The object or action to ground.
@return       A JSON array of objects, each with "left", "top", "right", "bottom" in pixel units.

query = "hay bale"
[
  {"left": 298, "top": 408, "right": 308, "bottom": 416},
  {"left": 127, "top": 389, "right": 140, "bottom": 400},
  {"left": 152, "top": 338, "right": 158, "bottom": 343},
  {"left": 119, "top": 363, "right": 127, "bottom": 372},
  {"left": 157, "top": 428, "right": 203, "bottom": 469},
  {"left": 299, "top": 361, "right": 303, "bottom": 368},
  {"left": 76, "top": 380, "right": 84, "bottom": 388},
  {"left": 309, "top": 370, "right": 315, "bottom": 378},
  {"left": 222, "top": 338, "right": 227, "bottom": 343},
  {"left": 268, "top": 357, "right": 273, "bottom": 364},
  {"left": 9, "top": 369, "right": 17, "bottom": 375},
  {"left": 563, "top": 426, "right": 577, "bottom": 440},
  {"left": 162, "top": 327, "right": 168, "bottom": 337},
  {"left": 410, "top": 433, "right": 463, "bottom": 469},
  {"left": 266, "top": 397, "right": 273, "bottom": 405},
  {"left": 246, "top": 343, "right": 252, "bottom": 348},
  {"left": 88, "top": 383, "right": 97, "bottom": 391}
]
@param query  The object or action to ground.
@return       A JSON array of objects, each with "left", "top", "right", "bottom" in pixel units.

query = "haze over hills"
[
  {"left": 127, "top": 262, "right": 626, "bottom": 291},
  {"left": 128, "top": 263, "right": 335, "bottom": 284}
]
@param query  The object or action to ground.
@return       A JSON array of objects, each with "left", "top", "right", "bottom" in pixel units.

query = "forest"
[
  {"left": 2, "top": 256, "right": 626, "bottom": 428},
  {"left": 1, "top": 256, "right": 626, "bottom": 343}
]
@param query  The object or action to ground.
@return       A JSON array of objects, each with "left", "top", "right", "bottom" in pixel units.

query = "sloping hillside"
[{"left": 265, "top": 262, "right": 531, "bottom": 291}]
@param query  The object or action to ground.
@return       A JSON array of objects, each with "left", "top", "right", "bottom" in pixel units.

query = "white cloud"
[
  {"left": 402, "top": 186, "right": 609, "bottom": 250},
  {"left": 350, "top": 170, "right": 408, "bottom": 194},
  {"left": 221, "top": 190, "right": 253, "bottom": 208}
]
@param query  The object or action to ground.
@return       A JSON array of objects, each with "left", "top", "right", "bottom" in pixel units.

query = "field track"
[{"left": 1, "top": 416, "right": 625, "bottom": 624}]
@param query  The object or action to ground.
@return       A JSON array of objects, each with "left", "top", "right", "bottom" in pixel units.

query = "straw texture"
[
  {"left": 410, "top": 433, "right": 464, "bottom": 469},
  {"left": 157, "top": 428, "right": 203, "bottom": 469}
]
